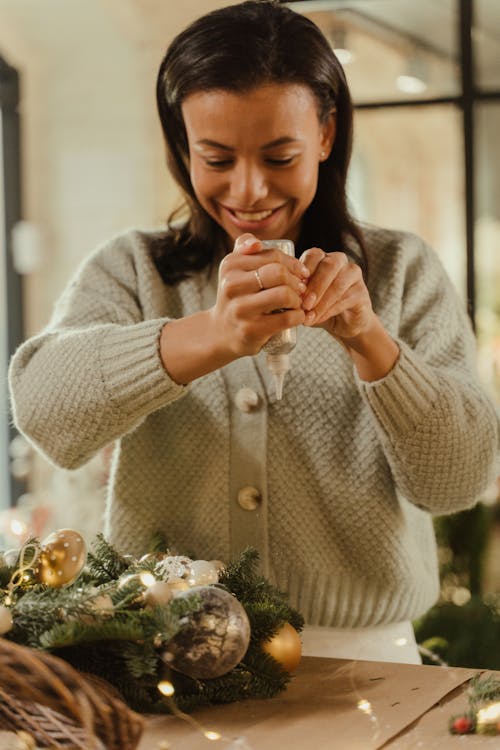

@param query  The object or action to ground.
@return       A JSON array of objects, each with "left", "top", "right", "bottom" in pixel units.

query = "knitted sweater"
[{"left": 9, "top": 225, "right": 500, "bottom": 627}]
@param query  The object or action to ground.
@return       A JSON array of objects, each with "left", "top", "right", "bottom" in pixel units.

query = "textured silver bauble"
[{"left": 162, "top": 586, "right": 251, "bottom": 679}]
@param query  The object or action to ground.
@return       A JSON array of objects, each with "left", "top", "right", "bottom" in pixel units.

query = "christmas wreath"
[{"left": 0, "top": 530, "right": 303, "bottom": 715}]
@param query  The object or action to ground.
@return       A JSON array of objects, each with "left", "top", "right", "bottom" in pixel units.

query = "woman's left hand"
[
  {"left": 299, "top": 247, "right": 400, "bottom": 381},
  {"left": 299, "top": 247, "right": 374, "bottom": 341}
]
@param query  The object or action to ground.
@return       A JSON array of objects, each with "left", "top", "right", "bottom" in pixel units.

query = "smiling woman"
[
  {"left": 182, "top": 84, "right": 334, "bottom": 244},
  {"left": 7, "top": 0, "right": 500, "bottom": 666}
]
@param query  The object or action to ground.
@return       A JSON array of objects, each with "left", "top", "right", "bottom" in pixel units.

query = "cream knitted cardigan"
[{"left": 9, "top": 224, "right": 500, "bottom": 627}]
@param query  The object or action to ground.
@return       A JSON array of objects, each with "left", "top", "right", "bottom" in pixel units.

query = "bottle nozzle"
[{"left": 266, "top": 353, "right": 290, "bottom": 401}]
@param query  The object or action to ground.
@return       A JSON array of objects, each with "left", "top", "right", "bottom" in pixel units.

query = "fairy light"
[
  {"left": 158, "top": 680, "right": 175, "bottom": 697},
  {"left": 158, "top": 679, "right": 224, "bottom": 742},
  {"left": 357, "top": 698, "right": 372, "bottom": 715},
  {"left": 395, "top": 637, "right": 408, "bottom": 647},
  {"left": 10, "top": 518, "right": 27, "bottom": 537},
  {"left": 477, "top": 701, "right": 500, "bottom": 723},
  {"left": 204, "top": 730, "right": 221, "bottom": 741},
  {"left": 139, "top": 571, "right": 156, "bottom": 587}
]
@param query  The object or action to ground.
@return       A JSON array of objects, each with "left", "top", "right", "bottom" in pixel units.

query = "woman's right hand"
[{"left": 210, "top": 233, "right": 309, "bottom": 357}]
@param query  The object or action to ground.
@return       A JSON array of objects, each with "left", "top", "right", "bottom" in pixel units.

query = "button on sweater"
[{"left": 8, "top": 224, "right": 500, "bottom": 627}]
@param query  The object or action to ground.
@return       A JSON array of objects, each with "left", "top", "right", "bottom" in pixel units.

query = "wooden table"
[{"left": 138, "top": 657, "right": 500, "bottom": 749}]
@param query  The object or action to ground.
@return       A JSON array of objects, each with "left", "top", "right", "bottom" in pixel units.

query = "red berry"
[{"left": 453, "top": 717, "right": 472, "bottom": 734}]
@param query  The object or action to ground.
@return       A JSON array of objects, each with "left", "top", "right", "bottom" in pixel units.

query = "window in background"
[
  {"left": 297, "top": 0, "right": 459, "bottom": 104},
  {"left": 475, "top": 102, "right": 500, "bottom": 401},
  {"left": 351, "top": 105, "right": 465, "bottom": 299},
  {"left": 0, "top": 55, "right": 24, "bottom": 514},
  {"left": 0, "top": 108, "right": 8, "bottom": 511},
  {"left": 475, "top": 0, "right": 500, "bottom": 92},
  {"left": 291, "top": 0, "right": 500, "bottom": 406}
]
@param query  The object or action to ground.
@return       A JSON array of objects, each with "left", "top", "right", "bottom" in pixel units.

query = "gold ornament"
[
  {"left": 35, "top": 529, "right": 87, "bottom": 588},
  {"left": 261, "top": 622, "right": 302, "bottom": 672},
  {"left": 0, "top": 605, "right": 13, "bottom": 635}
]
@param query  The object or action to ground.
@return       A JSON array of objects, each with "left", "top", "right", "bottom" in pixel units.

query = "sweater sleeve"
[
  {"left": 8, "top": 234, "right": 188, "bottom": 469},
  {"left": 356, "top": 234, "right": 500, "bottom": 514}
]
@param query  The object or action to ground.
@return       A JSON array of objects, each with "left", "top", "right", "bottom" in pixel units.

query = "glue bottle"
[{"left": 261, "top": 240, "right": 297, "bottom": 400}]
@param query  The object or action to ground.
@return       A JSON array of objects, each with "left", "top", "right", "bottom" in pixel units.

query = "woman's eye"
[
  {"left": 266, "top": 156, "right": 295, "bottom": 166},
  {"left": 205, "top": 159, "right": 233, "bottom": 168}
]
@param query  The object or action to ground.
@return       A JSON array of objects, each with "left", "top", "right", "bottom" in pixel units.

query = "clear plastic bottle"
[{"left": 261, "top": 240, "right": 297, "bottom": 400}]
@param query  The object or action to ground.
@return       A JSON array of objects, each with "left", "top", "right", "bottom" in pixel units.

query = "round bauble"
[
  {"left": 168, "top": 577, "right": 190, "bottom": 595},
  {"left": 0, "top": 605, "right": 13, "bottom": 635},
  {"left": 187, "top": 560, "right": 219, "bottom": 586},
  {"left": 262, "top": 622, "right": 302, "bottom": 672},
  {"left": 144, "top": 581, "right": 173, "bottom": 607},
  {"left": 36, "top": 529, "right": 87, "bottom": 588},
  {"left": 162, "top": 586, "right": 251, "bottom": 679}
]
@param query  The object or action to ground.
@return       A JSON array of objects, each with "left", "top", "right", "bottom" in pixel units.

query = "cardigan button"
[
  {"left": 237, "top": 486, "right": 262, "bottom": 511},
  {"left": 234, "top": 387, "right": 260, "bottom": 413}
]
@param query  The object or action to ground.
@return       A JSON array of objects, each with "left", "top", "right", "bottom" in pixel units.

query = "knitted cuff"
[
  {"left": 355, "top": 340, "right": 441, "bottom": 435},
  {"left": 99, "top": 318, "right": 187, "bottom": 419}
]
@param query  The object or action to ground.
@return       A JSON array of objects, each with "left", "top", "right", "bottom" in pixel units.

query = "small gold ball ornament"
[
  {"left": 261, "top": 622, "right": 302, "bottom": 672},
  {"left": 36, "top": 529, "right": 87, "bottom": 588},
  {"left": 0, "top": 605, "right": 13, "bottom": 635}
]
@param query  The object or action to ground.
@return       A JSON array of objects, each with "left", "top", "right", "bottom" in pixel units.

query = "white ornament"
[
  {"left": 0, "top": 605, "right": 13, "bottom": 635},
  {"left": 90, "top": 593, "right": 114, "bottom": 615},
  {"left": 155, "top": 555, "right": 192, "bottom": 582},
  {"left": 3, "top": 548, "right": 19, "bottom": 567},
  {"left": 187, "top": 560, "right": 219, "bottom": 586},
  {"left": 145, "top": 581, "right": 173, "bottom": 607}
]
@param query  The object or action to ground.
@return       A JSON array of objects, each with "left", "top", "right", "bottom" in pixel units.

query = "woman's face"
[{"left": 181, "top": 83, "right": 335, "bottom": 246}]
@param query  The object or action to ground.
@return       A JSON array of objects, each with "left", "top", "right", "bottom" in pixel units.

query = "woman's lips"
[{"left": 221, "top": 204, "right": 285, "bottom": 229}]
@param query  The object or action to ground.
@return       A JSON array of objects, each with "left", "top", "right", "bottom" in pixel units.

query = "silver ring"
[{"left": 254, "top": 269, "right": 265, "bottom": 291}]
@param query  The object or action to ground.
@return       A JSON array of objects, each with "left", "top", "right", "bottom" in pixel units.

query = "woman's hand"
[
  {"left": 299, "top": 247, "right": 373, "bottom": 339},
  {"left": 299, "top": 247, "right": 400, "bottom": 381},
  {"left": 210, "top": 233, "right": 309, "bottom": 357}
]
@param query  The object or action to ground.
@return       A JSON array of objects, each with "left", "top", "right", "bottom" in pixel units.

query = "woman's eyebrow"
[{"left": 194, "top": 136, "right": 302, "bottom": 151}]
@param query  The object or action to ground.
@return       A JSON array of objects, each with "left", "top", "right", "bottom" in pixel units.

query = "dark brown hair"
[{"left": 152, "top": 0, "right": 366, "bottom": 283}]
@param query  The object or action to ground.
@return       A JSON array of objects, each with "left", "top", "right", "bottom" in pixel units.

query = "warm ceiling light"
[
  {"left": 397, "top": 55, "right": 428, "bottom": 95},
  {"left": 396, "top": 74, "right": 428, "bottom": 94}
]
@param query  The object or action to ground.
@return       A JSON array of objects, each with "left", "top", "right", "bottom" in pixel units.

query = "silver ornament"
[{"left": 162, "top": 586, "right": 250, "bottom": 679}]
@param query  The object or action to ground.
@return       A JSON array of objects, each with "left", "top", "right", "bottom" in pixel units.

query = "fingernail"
[
  {"left": 300, "top": 264, "right": 310, "bottom": 277},
  {"left": 303, "top": 292, "right": 316, "bottom": 310},
  {"left": 298, "top": 281, "right": 307, "bottom": 294},
  {"left": 305, "top": 310, "right": 316, "bottom": 324}
]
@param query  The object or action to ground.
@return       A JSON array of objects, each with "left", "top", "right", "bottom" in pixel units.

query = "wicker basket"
[{"left": 0, "top": 638, "right": 144, "bottom": 749}]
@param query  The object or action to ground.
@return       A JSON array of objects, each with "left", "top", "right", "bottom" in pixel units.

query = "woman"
[{"left": 9, "top": 1, "right": 499, "bottom": 663}]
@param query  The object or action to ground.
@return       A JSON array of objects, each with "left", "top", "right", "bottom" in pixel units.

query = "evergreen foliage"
[
  {"left": 414, "top": 503, "right": 500, "bottom": 668},
  {"left": 1, "top": 534, "right": 303, "bottom": 713}
]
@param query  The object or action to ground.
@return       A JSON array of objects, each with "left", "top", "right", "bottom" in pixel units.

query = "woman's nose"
[{"left": 230, "top": 161, "right": 268, "bottom": 206}]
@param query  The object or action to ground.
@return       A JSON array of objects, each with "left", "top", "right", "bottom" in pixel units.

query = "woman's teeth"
[{"left": 233, "top": 209, "right": 274, "bottom": 221}]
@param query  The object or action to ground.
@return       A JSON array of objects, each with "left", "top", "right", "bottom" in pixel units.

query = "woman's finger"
[
  {"left": 301, "top": 252, "right": 349, "bottom": 311},
  {"left": 309, "top": 263, "right": 363, "bottom": 320}
]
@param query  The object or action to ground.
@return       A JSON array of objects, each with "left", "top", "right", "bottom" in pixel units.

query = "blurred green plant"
[{"left": 414, "top": 503, "right": 500, "bottom": 668}]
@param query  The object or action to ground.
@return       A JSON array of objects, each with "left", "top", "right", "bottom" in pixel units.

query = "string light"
[
  {"left": 357, "top": 698, "right": 372, "bottom": 715},
  {"left": 204, "top": 731, "right": 221, "bottom": 741},
  {"left": 139, "top": 571, "right": 156, "bottom": 587},
  {"left": 10, "top": 518, "right": 27, "bottom": 537},
  {"left": 477, "top": 701, "right": 500, "bottom": 723},
  {"left": 157, "top": 680, "right": 175, "bottom": 697},
  {"left": 157, "top": 679, "right": 223, "bottom": 743}
]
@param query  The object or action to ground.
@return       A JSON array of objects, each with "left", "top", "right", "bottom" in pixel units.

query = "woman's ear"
[{"left": 319, "top": 109, "right": 336, "bottom": 161}]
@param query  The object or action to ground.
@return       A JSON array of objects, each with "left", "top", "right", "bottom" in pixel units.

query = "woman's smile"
[{"left": 181, "top": 83, "right": 335, "bottom": 244}]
